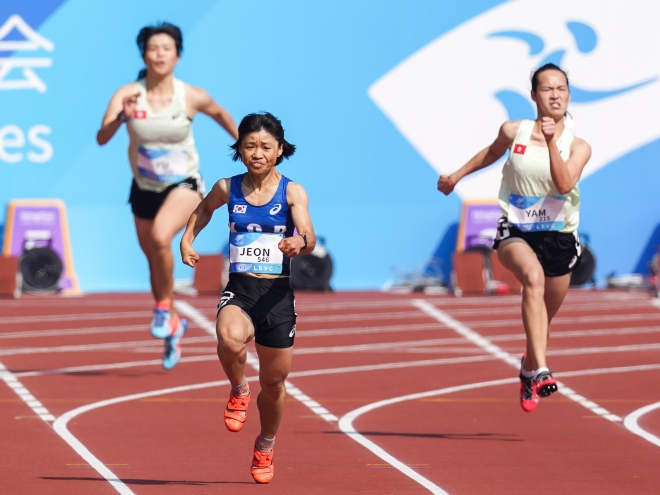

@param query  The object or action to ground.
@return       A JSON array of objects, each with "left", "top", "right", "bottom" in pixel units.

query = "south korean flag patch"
[{"left": 233, "top": 204, "right": 247, "bottom": 214}]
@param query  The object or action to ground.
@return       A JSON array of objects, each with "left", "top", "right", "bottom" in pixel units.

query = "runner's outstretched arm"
[
  {"left": 437, "top": 120, "right": 518, "bottom": 195},
  {"left": 180, "top": 178, "right": 230, "bottom": 267}
]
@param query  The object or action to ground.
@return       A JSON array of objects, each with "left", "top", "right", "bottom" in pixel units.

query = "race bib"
[
  {"left": 137, "top": 146, "right": 188, "bottom": 183},
  {"left": 508, "top": 194, "right": 565, "bottom": 232},
  {"left": 229, "top": 232, "right": 284, "bottom": 274}
]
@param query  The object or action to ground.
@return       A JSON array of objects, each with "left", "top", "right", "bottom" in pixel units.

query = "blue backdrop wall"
[{"left": 1, "top": 0, "right": 659, "bottom": 291}]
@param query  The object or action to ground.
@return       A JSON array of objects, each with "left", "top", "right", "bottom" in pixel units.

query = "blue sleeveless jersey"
[{"left": 228, "top": 174, "right": 295, "bottom": 275}]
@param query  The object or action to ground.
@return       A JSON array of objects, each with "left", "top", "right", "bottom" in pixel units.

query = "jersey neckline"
[{"left": 235, "top": 173, "right": 285, "bottom": 208}]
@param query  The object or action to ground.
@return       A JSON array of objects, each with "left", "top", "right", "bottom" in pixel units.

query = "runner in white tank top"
[
  {"left": 96, "top": 23, "right": 238, "bottom": 370},
  {"left": 437, "top": 64, "right": 592, "bottom": 413}
]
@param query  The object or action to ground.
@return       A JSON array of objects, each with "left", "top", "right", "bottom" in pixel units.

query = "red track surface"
[{"left": 1, "top": 290, "right": 659, "bottom": 494}]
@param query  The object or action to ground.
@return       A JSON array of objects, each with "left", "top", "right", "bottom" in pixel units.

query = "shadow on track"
[
  {"left": 326, "top": 431, "right": 521, "bottom": 442},
  {"left": 39, "top": 476, "right": 254, "bottom": 486}
]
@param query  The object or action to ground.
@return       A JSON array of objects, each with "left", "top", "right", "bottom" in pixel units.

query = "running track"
[{"left": 1, "top": 290, "right": 659, "bottom": 494}]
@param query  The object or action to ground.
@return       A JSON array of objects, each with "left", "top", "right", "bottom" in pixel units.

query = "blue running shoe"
[
  {"left": 162, "top": 318, "right": 188, "bottom": 370},
  {"left": 151, "top": 307, "right": 171, "bottom": 338}
]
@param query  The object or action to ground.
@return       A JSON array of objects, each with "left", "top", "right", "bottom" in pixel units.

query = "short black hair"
[
  {"left": 136, "top": 22, "right": 182, "bottom": 80},
  {"left": 137, "top": 22, "right": 183, "bottom": 57},
  {"left": 230, "top": 112, "right": 296, "bottom": 166},
  {"left": 531, "top": 63, "right": 569, "bottom": 91}
]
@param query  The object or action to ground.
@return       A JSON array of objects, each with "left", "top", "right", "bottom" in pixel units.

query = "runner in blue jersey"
[{"left": 180, "top": 112, "right": 316, "bottom": 484}]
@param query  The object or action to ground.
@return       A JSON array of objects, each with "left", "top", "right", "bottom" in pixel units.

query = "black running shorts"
[
  {"left": 217, "top": 274, "right": 296, "bottom": 348},
  {"left": 129, "top": 176, "right": 203, "bottom": 220},
  {"left": 492, "top": 217, "right": 581, "bottom": 277}
]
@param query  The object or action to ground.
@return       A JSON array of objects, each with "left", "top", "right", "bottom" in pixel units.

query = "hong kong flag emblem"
[
  {"left": 513, "top": 144, "right": 526, "bottom": 155},
  {"left": 133, "top": 110, "right": 147, "bottom": 119}
]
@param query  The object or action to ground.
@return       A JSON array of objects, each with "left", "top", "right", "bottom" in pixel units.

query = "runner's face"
[
  {"left": 143, "top": 34, "right": 179, "bottom": 77},
  {"left": 531, "top": 70, "right": 570, "bottom": 120},
  {"left": 240, "top": 131, "right": 283, "bottom": 175}
]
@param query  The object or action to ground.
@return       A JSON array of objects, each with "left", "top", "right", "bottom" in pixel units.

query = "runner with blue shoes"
[
  {"left": 180, "top": 112, "right": 316, "bottom": 483},
  {"left": 96, "top": 22, "right": 237, "bottom": 369},
  {"left": 438, "top": 64, "right": 592, "bottom": 412}
]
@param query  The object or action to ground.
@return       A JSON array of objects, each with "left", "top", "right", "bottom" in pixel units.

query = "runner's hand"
[
  {"left": 437, "top": 174, "right": 456, "bottom": 195},
  {"left": 279, "top": 236, "right": 304, "bottom": 258},
  {"left": 122, "top": 92, "right": 140, "bottom": 119},
  {"left": 181, "top": 243, "right": 199, "bottom": 267},
  {"left": 541, "top": 116, "right": 556, "bottom": 142}
]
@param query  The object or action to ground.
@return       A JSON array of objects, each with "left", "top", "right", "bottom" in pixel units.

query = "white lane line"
[
  {"left": 299, "top": 322, "right": 446, "bottom": 337},
  {"left": 7, "top": 330, "right": 660, "bottom": 359},
  {"left": 650, "top": 298, "right": 660, "bottom": 310},
  {"left": 452, "top": 313, "right": 660, "bottom": 329},
  {"left": 548, "top": 342, "right": 660, "bottom": 357},
  {"left": 339, "top": 378, "right": 516, "bottom": 495},
  {"left": 174, "top": 300, "right": 339, "bottom": 421},
  {"left": 0, "top": 311, "right": 150, "bottom": 325},
  {"left": 624, "top": 402, "right": 660, "bottom": 447},
  {"left": 51, "top": 359, "right": 660, "bottom": 495},
  {"left": 412, "top": 299, "right": 623, "bottom": 423},
  {"left": 15, "top": 354, "right": 499, "bottom": 379},
  {"left": 0, "top": 335, "right": 216, "bottom": 357},
  {"left": 0, "top": 359, "right": 55, "bottom": 422},
  {"left": 53, "top": 378, "right": 240, "bottom": 495},
  {"left": 13, "top": 355, "right": 220, "bottom": 378},
  {"left": 298, "top": 323, "right": 660, "bottom": 340},
  {"left": 0, "top": 324, "right": 147, "bottom": 340}
]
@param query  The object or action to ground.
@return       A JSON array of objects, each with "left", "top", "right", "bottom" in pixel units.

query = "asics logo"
[
  {"left": 289, "top": 325, "right": 296, "bottom": 338},
  {"left": 218, "top": 291, "right": 235, "bottom": 309},
  {"left": 269, "top": 204, "right": 282, "bottom": 215}
]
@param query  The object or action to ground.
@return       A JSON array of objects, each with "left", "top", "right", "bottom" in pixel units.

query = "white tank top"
[
  {"left": 126, "top": 78, "right": 200, "bottom": 192},
  {"left": 498, "top": 119, "right": 579, "bottom": 233}
]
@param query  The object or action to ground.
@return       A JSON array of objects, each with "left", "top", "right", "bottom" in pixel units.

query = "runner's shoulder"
[{"left": 500, "top": 120, "right": 523, "bottom": 141}]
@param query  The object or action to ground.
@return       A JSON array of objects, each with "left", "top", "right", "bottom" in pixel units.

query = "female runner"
[
  {"left": 180, "top": 112, "right": 316, "bottom": 483},
  {"left": 96, "top": 23, "right": 238, "bottom": 369},
  {"left": 438, "top": 63, "right": 591, "bottom": 412}
]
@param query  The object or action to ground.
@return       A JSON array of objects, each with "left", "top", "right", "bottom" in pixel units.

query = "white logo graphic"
[
  {"left": 233, "top": 204, "right": 247, "bottom": 214},
  {"left": 369, "top": 0, "right": 660, "bottom": 200},
  {"left": 235, "top": 264, "right": 252, "bottom": 271},
  {"left": 218, "top": 291, "right": 235, "bottom": 309},
  {"left": 269, "top": 204, "right": 282, "bottom": 215},
  {"left": 289, "top": 325, "right": 296, "bottom": 338},
  {"left": 0, "top": 15, "right": 54, "bottom": 93}
]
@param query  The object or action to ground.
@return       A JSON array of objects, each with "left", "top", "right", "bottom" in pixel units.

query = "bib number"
[
  {"left": 137, "top": 146, "right": 188, "bottom": 183},
  {"left": 508, "top": 194, "right": 565, "bottom": 232},
  {"left": 229, "top": 232, "right": 284, "bottom": 274}
]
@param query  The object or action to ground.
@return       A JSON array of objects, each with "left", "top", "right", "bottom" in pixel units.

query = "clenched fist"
[
  {"left": 181, "top": 242, "right": 199, "bottom": 267},
  {"left": 437, "top": 174, "right": 456, "bottom": 195},
  {"left": 279, "top": 235, "right": 305, "bottom": 258},
  {"left": 122, "top": 92, "right": 140, "bottom": 120},
  {"left": 541, "top": 116, "right": 556, "bottom": 142}
]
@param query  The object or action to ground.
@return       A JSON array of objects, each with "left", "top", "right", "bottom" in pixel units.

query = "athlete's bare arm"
[
  {"left": 96, "top": 85, "right": 140, "bottom": 145},
  {"left": 279, "top": 182, "right": 316, "bottom": 258},
  {"left": 541, "top": 117, "right": 592, "bottom": 194},
  {"left": 180, "top": 178, "right": 231, "bottom": 267},
  {"left": 437, "top": 120, "right": 520, "bottom": 195},
  {"left": 186, "top": 85, "right": 238, "bottom": 140}
]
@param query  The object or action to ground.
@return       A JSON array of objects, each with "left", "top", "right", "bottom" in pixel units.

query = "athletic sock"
[
  {"left": 156, "top": 300, "right": 172, "bottom": 311},
  {"left": 231, "top": 379, "right": 250, "bottom": 398},
  {"left": 169, "top": 315, "right": 180, "bottom": 336},
  {"left": 534, "top": 367, "right": 550, "bottom": 378},
  {"left": 520, "top": 367, "right": 535, "bottom": 379},
  {"left": 256, "top": 434, "right": 275, "bottom": 453}
]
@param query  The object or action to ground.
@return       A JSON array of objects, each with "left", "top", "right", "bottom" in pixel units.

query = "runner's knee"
[
  {"left": 259, "top": 378, "right": 286, "bottom": 401},
  {"left": 522, "top": 267, "right": 545, "bottom": 293}
]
